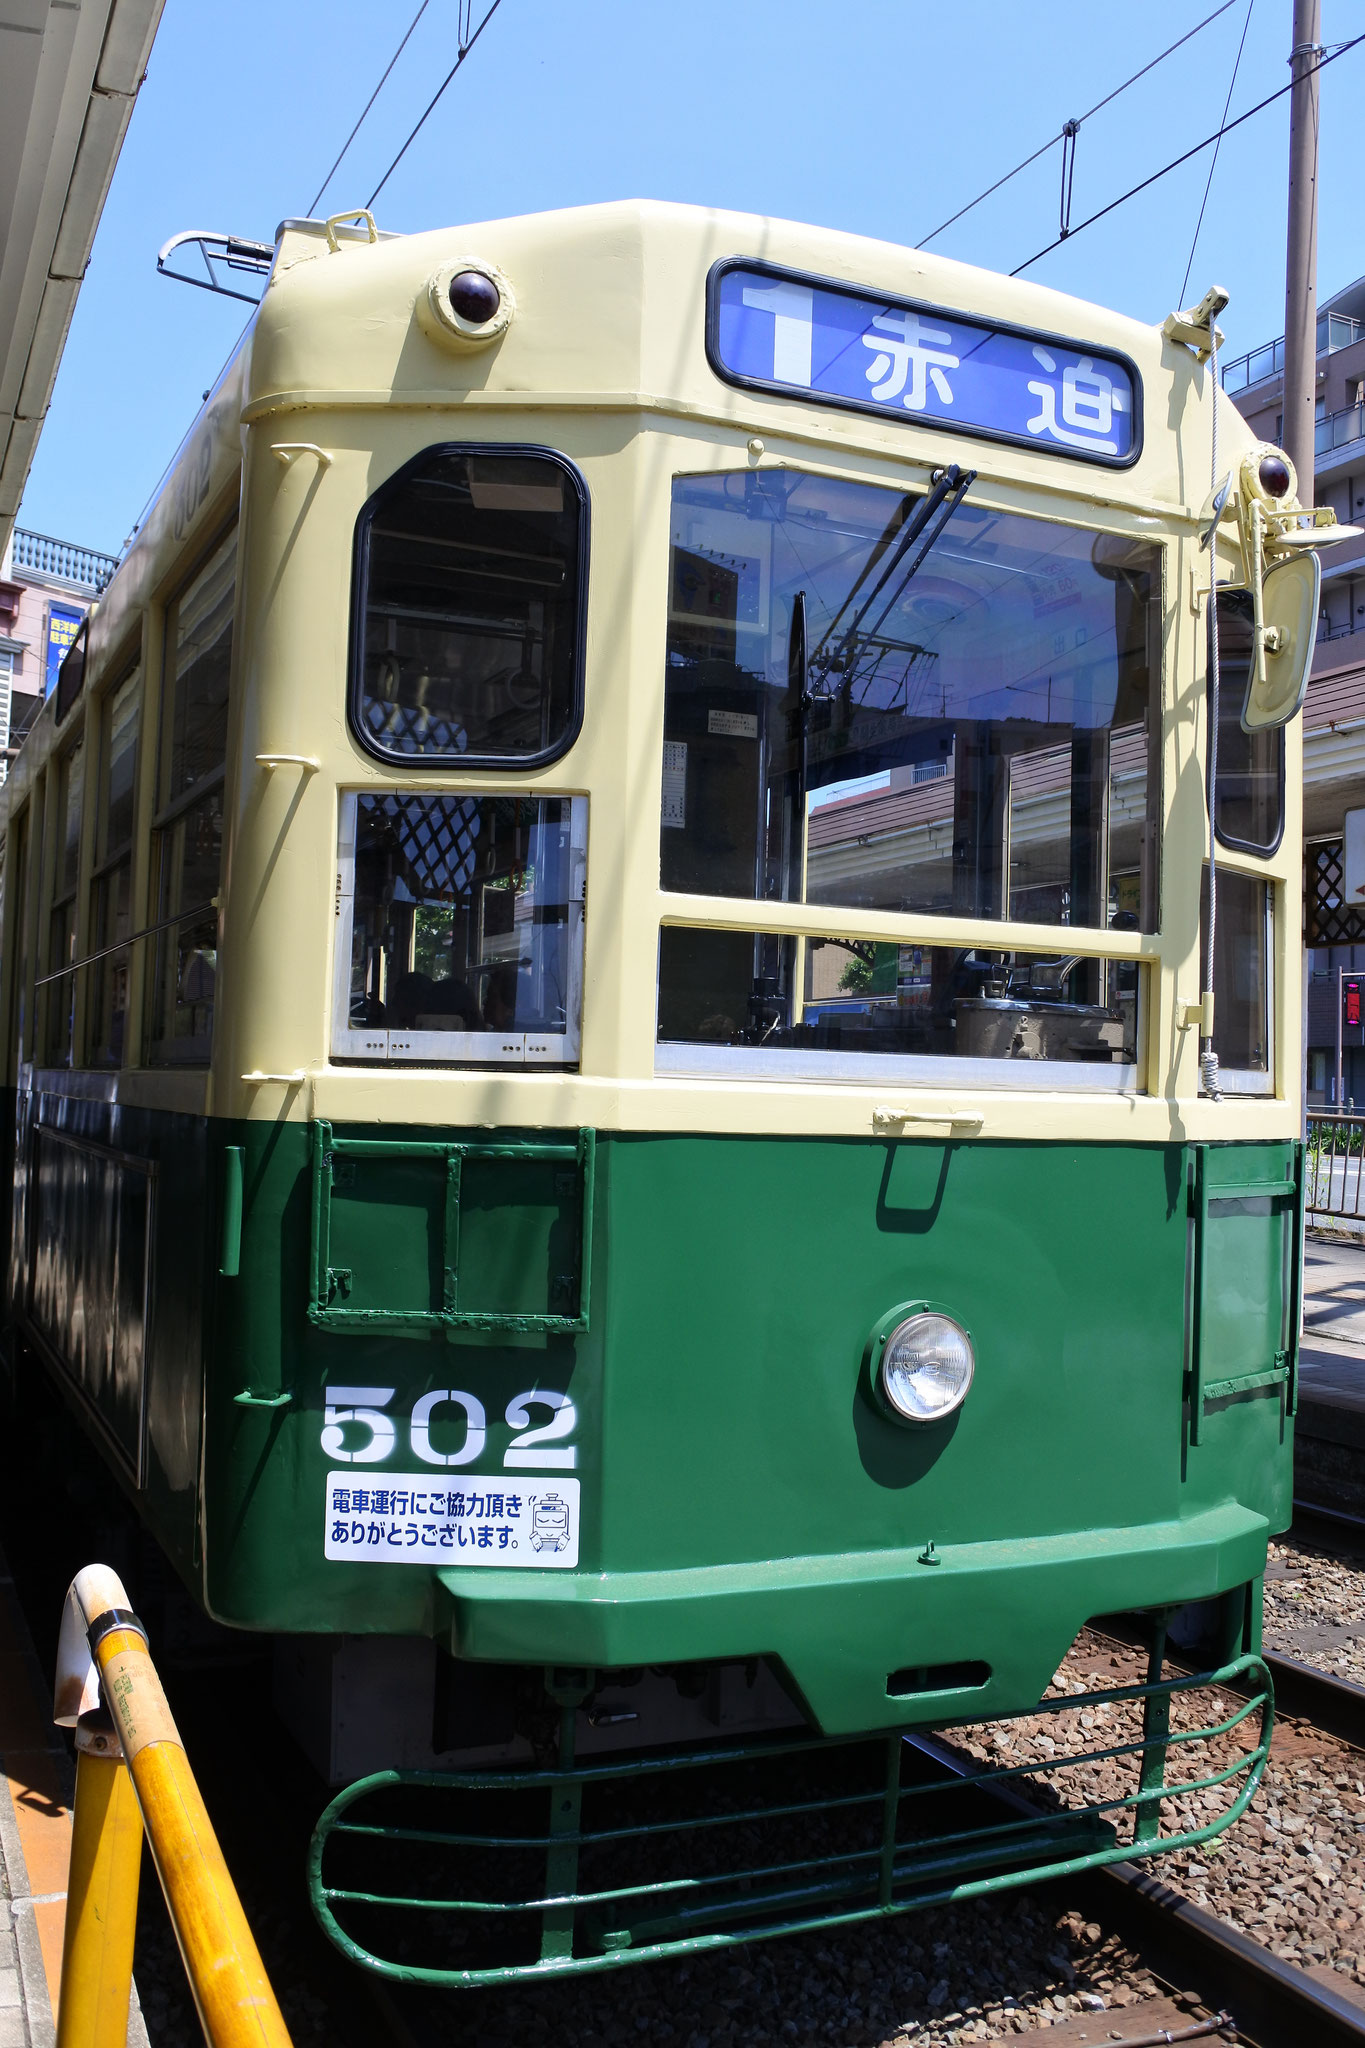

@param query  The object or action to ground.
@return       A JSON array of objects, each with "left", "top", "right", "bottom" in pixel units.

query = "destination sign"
[{"left": 708, "top": 261, "right": 1140, "bottom": 467}]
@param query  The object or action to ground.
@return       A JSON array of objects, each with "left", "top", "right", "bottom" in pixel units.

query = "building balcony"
[
  {"left": 9, "top": 528, "right": 118, "bottom": 593},
  {"left": 1222, "top": 312, "right": 1365, "bottom": 395},
  {"left": 1317, "top": 403, "right": 1365, "bottom": 460}
]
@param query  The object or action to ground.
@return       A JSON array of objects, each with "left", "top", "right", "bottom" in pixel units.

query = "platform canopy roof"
[{"left": 0, "top": 0, "right": 164, "bottom": 555}]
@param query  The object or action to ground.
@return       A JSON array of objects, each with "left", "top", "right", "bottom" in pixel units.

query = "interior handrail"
[{"left": 33, "top": 903, "right": 216, "bottom": 988}]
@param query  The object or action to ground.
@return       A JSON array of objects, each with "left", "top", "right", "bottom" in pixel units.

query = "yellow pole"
[
  {"left": 55, "top": 1719, "right": 142, "bottom": 2048},
  {"left": 91, "top": 1620, "right": 293, "bottom": 2048}
]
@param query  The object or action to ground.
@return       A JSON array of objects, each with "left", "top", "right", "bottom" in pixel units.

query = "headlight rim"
[
  {"left": 864, "top": 1300, "right": 976, "bottom": 1428},
  {"left": 417, "top": 257, "right": 517, "bottom": 352}
]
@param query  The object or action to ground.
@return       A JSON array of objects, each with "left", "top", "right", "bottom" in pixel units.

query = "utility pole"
[{"left": 1282, "top": 0, "right": 1322, "bottom": 498}]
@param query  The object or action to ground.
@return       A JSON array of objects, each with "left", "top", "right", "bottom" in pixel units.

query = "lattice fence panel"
[{"left": 1306, "top": 839, "right": 1365, "bottom": 946}]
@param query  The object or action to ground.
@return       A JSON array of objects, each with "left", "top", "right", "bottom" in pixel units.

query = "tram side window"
[
  {"left": 660, "top": 472, "right": 1162, "bottom": 948},
  {"left": 88, "top": 667, "right": 140, "bottom": 1066},
  {"left": 350, "top": 448, "right": 586, "bottom": 768},
  {"left": 658, "top": 927, "right": 1141, "bottom": 1078},
  {"left": 148, "top": 529, "right": 234, "bottom": 1065},
  {"left": 334, "top": 792, "right": 585, "bottom": 1065},
  {"left": 10, "top": 809, "right": 30, "bottom": 1065},
  {"left": 1209, "top": 590, "right": 1284, "bottom": 856},
  {"left": 43, "top": 740, "right": 83, "bottom": 1065},
  {"left": 1199, "top": 868, "right": 1272, "bottom": 1089}
]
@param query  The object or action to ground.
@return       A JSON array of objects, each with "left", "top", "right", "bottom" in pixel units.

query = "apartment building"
[{"left": 0, "top": 528, "right": 116, "bottom": 777}]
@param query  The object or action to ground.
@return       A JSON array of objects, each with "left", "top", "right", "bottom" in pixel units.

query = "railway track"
[
  {"left": 912, "top": 1722, "right": 1365, "bottom": 2047},
  {"left": 107, "top": 1615, "right": 1365, "bottom": 2046},
  {"left": 10, "top": 1469, "right": 1365, "bottom": 2045}
]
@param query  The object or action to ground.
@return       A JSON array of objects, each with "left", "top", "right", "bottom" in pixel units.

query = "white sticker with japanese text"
[
  {"left": 661, "top": 741, "right": 687, "bottom": 829},
  {"left": 707, "top": 710, "right": 759, "bottom": 740},
  {"left": 325, "top": 1473, "right": 579, "bottom": 1567}
]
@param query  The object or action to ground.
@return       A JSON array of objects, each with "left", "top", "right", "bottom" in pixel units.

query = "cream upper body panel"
[
  {"left": 0, "top": 201, "right": 1296, "bottom": 1146},
  {"left": 243, "top": 199, "right": 1249, "bottom": 520}
]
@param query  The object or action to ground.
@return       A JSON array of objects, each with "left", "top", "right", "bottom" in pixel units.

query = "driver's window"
[{"left": 660, "top": 470, "right": 1163, "bottom": 944}]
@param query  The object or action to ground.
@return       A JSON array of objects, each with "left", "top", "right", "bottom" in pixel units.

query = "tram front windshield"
[{"left": 658, "top": 469, "right": 1161, "bottom": 1062}]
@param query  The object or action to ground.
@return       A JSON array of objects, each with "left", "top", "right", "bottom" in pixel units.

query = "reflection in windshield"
[
  {"left": 657, "top": 468, "right": 1161, "bottom": 1072},
  {"left": 661, "top": 468, "right": 1161, "bottom": 936}
]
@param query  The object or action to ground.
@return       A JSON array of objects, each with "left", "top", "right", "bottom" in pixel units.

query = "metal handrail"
[
  {"left": 33, "top": 901, "right": 216, "bottom": 988},
  {"left": 1316, "top": 402, "right": 1365, "bottom": 458},
  {"left": 53, "top": 1564, "right": 292, "bottom": 2046}
]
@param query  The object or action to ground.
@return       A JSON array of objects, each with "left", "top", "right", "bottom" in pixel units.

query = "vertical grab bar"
[
  {"left": 1188, "top": 1147, "right": 1209, "bottom": 1446},
  {"left": 219, "top": 1146, "right": 244, "bottom": 1278}
]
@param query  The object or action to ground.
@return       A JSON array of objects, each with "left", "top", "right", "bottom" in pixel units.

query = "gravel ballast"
[{"left": 1263, "top": 1530, "right": 1365, "bottom": 1686}]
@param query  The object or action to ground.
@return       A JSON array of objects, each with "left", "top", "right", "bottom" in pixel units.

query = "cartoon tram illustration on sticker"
[{"left": 530, "top": 1494, "right": 571, "bottom": 1554}]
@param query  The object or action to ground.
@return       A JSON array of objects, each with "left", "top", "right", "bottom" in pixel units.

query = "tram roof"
[{"left": 84, "top": 197, "right": 1250, "bottom": 691}]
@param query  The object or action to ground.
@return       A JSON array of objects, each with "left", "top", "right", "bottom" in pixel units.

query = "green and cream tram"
[{"left": 0, "top": 202, "right": 1337, "bottom": 1980}]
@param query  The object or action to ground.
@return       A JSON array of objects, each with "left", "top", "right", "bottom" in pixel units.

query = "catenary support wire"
[
  {"left": 1180, "top": 0, "right": 1255, "bottom": 307},
  {"left": 365, "top": 0, "right": 507, "bottom": 210},
  {"left": 917, "top": 0, "right": 1236, "bottom": 248},
  {"left": 1011, "top": 33, "right": 1364, "bottom": 276},
  {"left": 307, "top": 0, "right": 434, "bottom": 217},
  {"left": 1058, "top": 120, "right": 1079, "bottom": 241}
]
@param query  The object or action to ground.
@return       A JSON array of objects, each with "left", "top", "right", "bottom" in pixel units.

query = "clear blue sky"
[{"left": 19, "top": 0, "right": 1365, "bottom": 555}]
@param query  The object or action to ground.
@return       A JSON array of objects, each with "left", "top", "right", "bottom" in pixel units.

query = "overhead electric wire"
[
  {"left": 918, "top": 0, "right": 1237, "bottom": 249},
  {"left": 365, "top": 0, "right": 507, "bottom": 210},
  {"left": 307, "top": 0, "right": 434, "bottom": 216},
  {"left": 1011, "top": 31, "right": 1365, "bottom": 276},
  {"left": 1179, "top": 0, "right": 1255, "bottom": 308}
]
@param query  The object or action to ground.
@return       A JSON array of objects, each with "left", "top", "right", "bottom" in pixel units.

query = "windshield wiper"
[{"left": 809, "top": 463, "right": 976, "bottom": 689}]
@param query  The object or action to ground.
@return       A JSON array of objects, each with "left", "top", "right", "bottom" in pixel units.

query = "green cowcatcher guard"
[{"left": 307, "top": 1650, "right": 1273, "bottom": 1988}]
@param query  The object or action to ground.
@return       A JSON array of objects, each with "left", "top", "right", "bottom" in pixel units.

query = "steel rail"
[
  {"left": 1258, "top": 1649, "right": 1365, "bottom": 1750},
  {"left": 1093, "top": 1614, "right": 1365, "bottom": 1754},
  {"left": 1293, "top": 1497, "right": 1365, "bottom": 1541},
  {"left": 908, "top": 1731, "right": 1365, "bottom": 2046}
]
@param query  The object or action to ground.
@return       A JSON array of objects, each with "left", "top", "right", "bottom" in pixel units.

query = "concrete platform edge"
[{"left": 0, "top": 1767, "right": 52, "bottom": 2048}]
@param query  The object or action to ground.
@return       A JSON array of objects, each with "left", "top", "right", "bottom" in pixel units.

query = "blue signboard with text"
[
  {"left": 708, "top": 262, "right": 1140, "bottom": 467},
  {"left": 44, "top": 603, "right": 83, "bottom": 698}
]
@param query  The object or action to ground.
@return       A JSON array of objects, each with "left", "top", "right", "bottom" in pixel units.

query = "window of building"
[
  {"left": 333, "top": 792, "right": 586, "bottom": 1065},
  {"left": 44, "top": 738, "right": 83, "bottom": 1064},
  {"left": 1200, "top": 868, "right": 1272, "bottom": 1092},
  {"left": 350, "top": 447, "right": 587, "bottom": 769},
  {"left": 10, "top": 807, "right": 30, "bottom": 1062},
  {"left": 88, "top": 666, "right": 140, "bottom": 1066},
  {"left": 660, "top": 470, "right": 1162, "bottom": 936},
  {"left": 1209, "top": 591, "right": 1284, "bottom": 857},
  {"left": 147, "top": 529, "right": 234, "bottom": 1064}
]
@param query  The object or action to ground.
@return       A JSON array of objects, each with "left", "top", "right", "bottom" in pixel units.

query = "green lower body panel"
[
  {"left": 435, "top": 1504, "right": 1269, "bottom": 1734},
  {"left": 6, "top": 1090, "right": 1297, "bottom": 1741}
]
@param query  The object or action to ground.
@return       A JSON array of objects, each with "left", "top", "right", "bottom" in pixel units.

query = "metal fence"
[
  {"left": 9, "top": 529, "right": 118, "bottom": 592},
  {"left": 1306, "top": 1112, "right": 1365, "bottom": 1225}
]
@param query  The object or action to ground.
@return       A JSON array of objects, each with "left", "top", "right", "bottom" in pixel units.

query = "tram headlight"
[
  {"left": 874, "top": 1310, "right": 974, "bottom": 1425},
  {"left": 418, "top": 258, "right": 516, "bottom": 351}
]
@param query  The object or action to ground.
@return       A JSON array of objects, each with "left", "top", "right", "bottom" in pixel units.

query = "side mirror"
[
  {"left": 1201, "top": 441, "right": 1361, "bottom": 733},
  {"left": 1241, "top": 548, "right": 1320, "bottom": 732}
]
